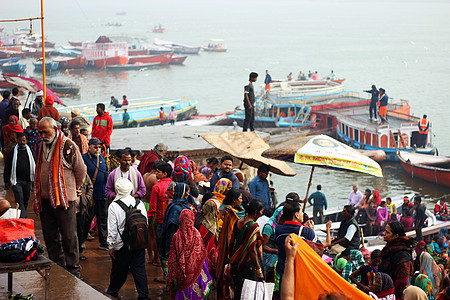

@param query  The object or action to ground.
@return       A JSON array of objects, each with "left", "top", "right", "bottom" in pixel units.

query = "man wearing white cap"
[
  {"left": 107, "top": 177, "right": 149, "bottom": 299},
  {"left": 31, "top": 90, "right": 44, "bottom": 118}
]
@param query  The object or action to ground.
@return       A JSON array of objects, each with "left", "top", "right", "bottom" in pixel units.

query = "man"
[
  {"left": 232, "top": 169, "right": 253, "bottom": 206},
  {"left": 378, "top": 88, "right": 388, "bottom": 124},
  {"left": 3, "top": 98, "right": 21, "bottom": 127},
  {"left": 308, "top": 184, "right": 328, "bottom": 224},
  {"left": 264, "top": 70, "right": 272, "bottom": 94},
  {"left": 19, "top": 108, "right": 31, "bottom": 130},
  {"left": 413, "top": 195, "right": 426, "bottom": 242},
  {"left": 0, "top": 90, "right": 11, "bottom": 123},
  {"left": 138, "top": 143, "right": 168, "bottom": 175},
  {"left": 107, "top": 178, "right": 149, "bottom": 299},
  {"left": 82, "top": 137, "right": 109, "bottom": 250},
  {"left": 312, "top": 71, "right": 319, "bottom": 80},
  {"left": 71, "top": 109, "right": 91, "bottom": 132},
  {"left": 248, "top": 164, "right": 272, "bottom": 212},
  {"left": 31, "top": 90, "right": 44, "bottom": 118},
  {"left": 122, "top": 95, "right": 128, "bottom": 107},
  {"left": 329, "top": 205, "right": 360, "bottom": 254},
  {"left": 402, "top": 196, "right": 414, "bottom": 217},
  {"left": 4, "top": 133, "right": 35, "bottom": 218},
  {"left": 110, "top": 96, "right": 120, "bottom": 108},
  {"left": 33, "top": 117, "right": 87, "bottom": 277},
  {"left": 347, "top": 184, "right": 363, "bottom": 208},
  {"left": 209, "top": 155, "right": 240, "bottom": 192},
  {"left": 243, "top": 72, "right": 258, "bottom": 132},
  {"left": 38, "top": 95, "right": 60, "bottom": 121},
  {"left": 275, "top": 202, "right": 319, "bottom": 280},
  {"left": 418, "top": 114, "right": 430, "bottom": 148},
  {"left": 434, "top": 196, "right": 449, "bottom": 221},
  {"left": 158, "top": 107, "right": 165, "bottom": 125},
  {"left": 105, "top": 149, "right": 146, "bottom": 201},
  {"left": 11, "top": 87, "right": 19, "bottom": 101},
  {"left": 364, "top": 85, "right": 379, "bottom": 121},
  {"left": 92, "top": 103, "right": 113, "bottom": 154},
  {"left": 122, "top": 109, "right": 130, "bottom": 128},
  {"left": 68, "top": 120, "right": 88, "bottom": 154}
]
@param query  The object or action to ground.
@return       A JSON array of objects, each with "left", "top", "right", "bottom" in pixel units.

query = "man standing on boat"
[
  {"left": 243, "top": 72, "right": 258, "bottom": 132},
  {"left": 378, "top": 88, "right": 388, "bottom": 124},
  {"left": 364, "top": 85, "right": 379, "bottom": 121},
  {"left": 264, "top": 70, "right": 272, "bottom": 96},
  {"left": 92, "top": 103, "right": 113, "bottom": 154},
  {"left": 347, "top": 184, "right": 363, "bottom": 208},
  {"left": 417, "top": 114, "right": 430, "bottom": 148},
  {"left": 413, "top": 195, "right": 427, "bottom": 241},
  {"left": 121, "top": 95, "right": 128, "bottom": 107},
  {"left": 308, "top": 184, "right": 328, "bottom": 224}
]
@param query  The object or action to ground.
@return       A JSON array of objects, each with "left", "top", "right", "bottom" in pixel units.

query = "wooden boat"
[
  {"left": 87, "top": 56, "right": 128, "bottom": 68},
  {"left": 154, "top": 38, "right": 200, "bottom": 54},
  {"left": 266, "top": 80, "right": 345, "bottom": 100},
  {"left": 46, "top": 80, "right": 81, "bottom": 95},
  {"left": 398, "top": 151, "right": 450, "bottom": 187},
  {"left": 106, "top": 62, "right": 160, "bottom": 71},
  {"left": 0, "top": 57, "right": 21, "bottom": 66},
  {"left": 128, "top": 49, "right": 149, "bottom": 56},
  {"left": 68, "top": 40, "right": 83, "bottom": 47},
  {"left": 147, "top": 45, "right": 173, "bottom": 55},
  {"left": 127, "top": 53, "right": 173, "bottom": 65},
  {"left": 57, "top": 97, "right": 198, "bottom": 128},
  {"left": 1, "top": 62, "right": 26, "bottom": 73},
  {"left": 201, "top": 39, "right": 227, "bottom": 52},
  {"left": 54, "top": 56, "right": 86, "bottom": 69},
  {"left": 169, "top": 56, "right": 187, "bottom": 65},
  {"left": 33, "top": 61, "right": 59, "bottom": 71},
  {"left": 152, "top": 27, "right": 165, "bottom": 33}
]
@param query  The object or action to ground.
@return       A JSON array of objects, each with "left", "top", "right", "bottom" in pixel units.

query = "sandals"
[{"left": 153, "top": 277, "right": 166, "bottom": 284}]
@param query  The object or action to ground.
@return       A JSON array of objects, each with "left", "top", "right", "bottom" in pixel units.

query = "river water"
[{"left": 3, "top": 0, "right": 450, "bottom": 206}]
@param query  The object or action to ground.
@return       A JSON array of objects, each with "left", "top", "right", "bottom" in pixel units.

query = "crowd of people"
[{"left": 1, "top": 87, "right": 449, "bottom": 300}]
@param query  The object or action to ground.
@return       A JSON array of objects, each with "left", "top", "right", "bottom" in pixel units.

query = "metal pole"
[{"left": 40, "top": 0, "right": 46, "bottom": 100}]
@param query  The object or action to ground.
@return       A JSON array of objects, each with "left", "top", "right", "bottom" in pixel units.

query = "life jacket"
[{"left": 419, "top": 118, "right": 429, "bottom": 134}]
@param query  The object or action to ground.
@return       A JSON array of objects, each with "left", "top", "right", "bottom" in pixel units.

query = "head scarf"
[
  {"left": 113, "top": 177, "right": 133, "bottom": 201},
  {"left": 45, "top": 95, "right": 54, "bottom": 105},
  {"left": 71, "top": 109, "right": 80, "bottom": 116},
  {"left": 371, "top": 272, "right": 394, "bottom": 295},
  {"left": 414, "top": 274, "right": 433, "bottom": 296},
  {"left": 419, "top": 251, "right": 442, "bottom": 296},
  {"left": 415, "top": 240, "right": 427, "bottom": 257},
  {"left": 403, "top": 285, "right": 428, "bottom": 300},
  {"left": 265, "top": 206, "right": 284, "bottom": 230},
  {"left": 214, "top": 178, "right": 232, "bottom": 195},
  {"left": 6, "top": 116, "right": 24, "bottom": 133},
  {"left": 201, "top": 199, "right": 220, "bottom": 238},
  {"left": 373, "top": 190, "right": 382, "bottom": 205},
  {"left": 191, "top": 160, "right": 207, "bottom": 183},
  {"left": 173, "top": 182, "right": 189, "bottom": 200},
  {"left": 173, "top": 155, "right": 192, "bottom": 175},
  {"left": 335, "top": 257, "right": 348, "bottom": 272},
  {"left": 167, "top": 209, "right": 206, "bottom": 291}
]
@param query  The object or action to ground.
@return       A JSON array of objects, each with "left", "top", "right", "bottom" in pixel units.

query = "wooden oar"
[{"left": 302, "top": 166, "right": 315, "bottom": 212}]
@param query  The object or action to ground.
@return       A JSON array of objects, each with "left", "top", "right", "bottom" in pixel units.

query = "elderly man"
[
  {"left": 137, "top": 143, "right": 168, "bottom": 175},
  {"left": 347, "top": 184, "right": 363, "bottom": 208},
  {"left": 33, "top": 117, "right": 87, "bottom": 277},
  {"left": 68, "top": 120, "right": 88, "bottom": 154},
  {"left": 31, "top": 90, "right": 44, "bottom": 118},
  {"left": 105, "top": 149, "right": 146, "bottom": 201}
]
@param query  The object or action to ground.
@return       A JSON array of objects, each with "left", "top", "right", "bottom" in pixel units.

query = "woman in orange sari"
[
  {"left": 2, "top": 115, "right": 23, "bottom": 159},
  {"left": 212, "top": 178, "right": 232, "bottom": 204}
]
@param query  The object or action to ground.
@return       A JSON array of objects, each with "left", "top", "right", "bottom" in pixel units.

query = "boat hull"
[
  {"left": 398, "top": 152, "right": 450, "bottom": 187},
  {"left": 1, "top": 63, "right": 26, "bottom": 73},
  {"left": 33, "top": 61, "right": 59, "bottom": 71},
  {"left": 88, "top": 56, "right": 128, "bottom": 68},
  {"left": 0, "top": 57, "right": 21, "bottom": 66},
  {"left": 169, "top": 56, "right": 187, "bottom": 64},
  {"left": 128, "top": 53, "right": 173, "bottom": 65},
  {"left": 57, "top": 56, "right": 86, "bottom": 69},
  {"left": 106, "top": 63, "right": 159, "bottom": 71}
]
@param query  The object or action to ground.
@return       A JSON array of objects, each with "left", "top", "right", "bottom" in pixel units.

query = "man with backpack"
[{"left": 107, "top": 177, "right": 149, "bottom": 299}]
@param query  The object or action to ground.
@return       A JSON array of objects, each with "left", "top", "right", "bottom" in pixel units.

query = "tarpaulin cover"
[
  {"left": 0, "top": 218, "right": 36, "bottom": 244},
  {"left": 290, "top": 233, "right": 372, "bottom": 300}
]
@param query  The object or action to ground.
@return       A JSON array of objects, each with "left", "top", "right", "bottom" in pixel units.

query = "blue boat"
[
  {"left": 1, "top": 62, "right": 26, "bottom": 73},
  {"left": 58, "top": 97, "right": 198, "bottom": 128},
  {"left": 33, "top": 61, "right": 59, "bottom": 72},
  {"left": 0, "top": 57, "right": 21, "bottom": 66}
]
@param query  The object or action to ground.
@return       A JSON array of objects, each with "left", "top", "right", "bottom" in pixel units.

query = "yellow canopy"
[
  {"left": 290, "top": 234, "right": 372, "bottom": 300},
  {"left": 200, "top": 132, "right": 296, "bottom": 176}
]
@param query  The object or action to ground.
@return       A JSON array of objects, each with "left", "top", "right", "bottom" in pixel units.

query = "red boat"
[
  {"left": 55, "top": 56, "right": 86, "bottom": 69},
  {"left": 169, "top": 56, "right": 187, "bottom": 65},
  {"left": 69, "top": 40, "right": 83, "bottom": 47},
  {"left": 128, "top": 53, "right": 173, "bottom": 65},
  {"left": 128, "top": 49, "right": 149, "bottom": 56},
  {"left": 152, "top": 28, "right": 165, "bottom": 33},
  {"left": 88, "top": 56, "right": 128, "bottom": 68},
  {"left": 398, "top": 151, "right": 450, "bottom": 187}
]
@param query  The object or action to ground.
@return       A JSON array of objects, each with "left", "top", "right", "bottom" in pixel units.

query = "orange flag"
[{"left": 290, "top": 234, "right": 372, "bottom": 300}]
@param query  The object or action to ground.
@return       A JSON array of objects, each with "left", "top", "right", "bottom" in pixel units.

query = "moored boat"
[
  {"left": 87, "top": 56, "right": 128, "bottom": 68},
  {"left": 106, "top": 62, "right": 160, "bottom": 71},
  {"left": 154, "top": 38, "right": 200, "bottom": 54},
  {"left": 265, "top": 80, "right": 345, "bottom": 100},
  {"left": 1, "top": 62, "right": 26, "bottom": 73},
  {"left": 54, "top": 56, "right": 86, "bottom": 69},
  {"left": 45, "top": 80, "right": 81, "bottom": 95},
  {"left": 68, "top": 40, "right": 83, "bottom": 47},
  {"left": 33, "top": 61, "right": 59, "bottom": 71},
  {"left": 128, "top": 49, "right": 149, "bottom": 56},
  {"left": 127, "top": 53, "right": 173, "bottom": 65},
  {"left": 0, "top": 57, "right": 21, "bottom": 66},
  {"left": 57, "top": 97, "right": 198, "bottom": 128},
  {"left": 169, "top": 56, "right": 187, "bottom": 65},
  {"left": 397, "top": 151, "right": 450, "bottom": 187}
]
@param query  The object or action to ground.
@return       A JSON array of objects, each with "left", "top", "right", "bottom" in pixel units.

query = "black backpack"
[{"left": 116, "top": 199, "right": 149, "bottom": 250}]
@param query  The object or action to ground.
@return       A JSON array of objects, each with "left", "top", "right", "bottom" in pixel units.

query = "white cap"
[{"left": 36, "top": 90, "right": 44, "bottom": 96}]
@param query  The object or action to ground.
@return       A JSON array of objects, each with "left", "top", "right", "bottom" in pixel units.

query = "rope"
[{"left": 0, "top": 17, "right": 42, "bottom": 23}]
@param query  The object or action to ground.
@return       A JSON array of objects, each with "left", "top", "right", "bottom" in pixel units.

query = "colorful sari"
[
  {"left": 415, "top": 274, "right": 435, "bottom": 299},
  {"left": 200, "top": 199, "right": 220, "bottom": 275},
  {"left": 420, "top": 251, "right": 442, "bottom": 296},
  {"left": 262, "top": 206, "right": 283, "bottom": 274},
  {"left": 370, "top": 272, "right": 395, "bottom": 299},
  {"left": 2, "top": 115, "right": 23, "bottom": 158},
  {"left": 213, "top": 178, "right": 232, "bottom": 204}
]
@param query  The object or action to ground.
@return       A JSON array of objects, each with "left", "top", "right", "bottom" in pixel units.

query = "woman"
[
  {"left": 191, "top": 160, "right": 207, "bottom": 183},
  {"left": 341, "top": 249, "right": 365, "bottom": 282},
  {"left": 199, "top": 199, "right": 220, "bottom": 275},
  {"left": 212, "top": 178, "right": 232, "bottom": 204},
  {"left": 160, "top": 183, "right": 193, "bottom": 282},
  {"left": 168, "top": 209, "right": 212, "bottom": 299},
  {"left": 369, "top": 272, "right": 395, "bottom": 300},
  {"left": 172, "top": 155, "right": 199, "bottom": 198},
  {"left": 365, "top": 201, "right": 378, "bottom": 236},
  {"left": 419, "top": 249, "right": 442, "bottom": 296},
  {"left": 415, "top": 274, "right": 435, "bottom": 300},
  {"left": 373, "top": 189, "right": 382, "bottom": 206},
  {"left": 221, "top": 188, "right": 245, "bottom": 219},
  {"left": 2, "top": 115, "right": 23, "bottom": 158},
  {"left": 199, "top": 157, "right": 219, "bottom": 181},
  {"left": 229, "top": 199, "right": 265, "bottom": 300},
  {"left": 261, "top": 206, "right": 283, "bottom": 277},
  {"left": 25, "top": 118, "right": 41, "bottom": 156},
  {"left": 378, "top": 201, "right": 389, "bottom": 232},
  {"left": 415, "top": 241, "right": 428, "bottom": 272},
  {"left": 379, "top": 221, "right": 414, "bottom": 298}
]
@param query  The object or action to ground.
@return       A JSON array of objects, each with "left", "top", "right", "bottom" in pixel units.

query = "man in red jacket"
[{"left": 92, "top": 103, "right": 113, "bottom": 154}]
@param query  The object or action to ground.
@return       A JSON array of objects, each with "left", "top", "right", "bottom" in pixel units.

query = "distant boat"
[
  {"left": 128, "top": 49, "right": 149, "bottom": 56},
  {"left": 68, "top": 40, "right": 83, "bottom": 47},
  {"left": 154, "top": 38, "right": 200, "bottom": 54},
  {"left": 0, "top": 57, "right": 21, "bottom": 66},
  {"left": 106, "top": 62, "right": 160, "bottom": 71},
  {"left": 1, "top": 62, "right": 26, "bottom": 73},
  {"left": 147, "top": 45, "right": 173, "bottom": 55},
  {"left": 46, "top": 80, "right": 81, "bottom": 95},
  {"left": 152, "top": 25, "right": 165, "bottom": 33},
  {"left": 169, "top": 56, "right": 187, "bottom": 65},
  {"left": 201, "top": 39, "right": 227, "bottom": 52},
  {"left": 116, "top": 11, "right": 126, "bottom": 16},
  {"left": 54, "top": 56, "right": 86, "bottom": 69},
  {"left": 87, "top": 56, "right": 128, "bottom": 68},
  {"left": 128, "top": 53, "right": 173, "bottom": 65},
  {"left": 33, "top": 61, "right": 59, "bottom": 71}
]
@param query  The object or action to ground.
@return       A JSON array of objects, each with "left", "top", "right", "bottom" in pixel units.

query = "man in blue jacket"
[
  {"left": 364, "top": 85, "right": 379, "bottom": 121},
  {"left": 308, "top": 185, "right": 328, "bottom": 224}
]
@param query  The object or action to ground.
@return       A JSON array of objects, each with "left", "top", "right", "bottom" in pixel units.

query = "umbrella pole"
[{"left": 302, "top": 165, "right": 315, "bottom": 212}]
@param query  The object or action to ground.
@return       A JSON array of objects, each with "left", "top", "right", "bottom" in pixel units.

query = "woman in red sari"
[
  {"left": 199, "top": 199, "right": 220, "bottom": 276},
  {"left": 2, "top": 115, "right": 23, "bottom": 159}
]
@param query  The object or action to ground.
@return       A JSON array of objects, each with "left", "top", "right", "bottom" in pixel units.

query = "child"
[
  {"left": 377, "top": 201, "right": 389, "bottom": 232},
  {"left": 349, "top": 249, "right": 381, "bottom": 293},
  {"left": 400, "top": 209, "right": 414, "bottom": 232},
  {"left": 159, "top": 107, "right": 165, "bottom": 126},
  {"left": 168, "top": 106, "right": 177, "bottom": 126}
]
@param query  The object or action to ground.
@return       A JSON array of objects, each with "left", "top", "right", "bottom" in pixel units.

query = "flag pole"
[{"left": 40, "top": 0, "right": 46, "bottom": 100}]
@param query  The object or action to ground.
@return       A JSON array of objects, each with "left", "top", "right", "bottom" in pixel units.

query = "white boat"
[
  {"left": 201, "top": 39, "right": 227, "bottom": 52},
  {"left": 154, "top": 38, "right": 200, "bottom": 54},
  {"left": 265, "top": 80, "right": 345, "bottom": 100}
]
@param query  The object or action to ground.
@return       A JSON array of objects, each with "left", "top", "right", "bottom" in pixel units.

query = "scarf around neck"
[{"left": 10, "top": 144, "right": 35, "bottom": 186}]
